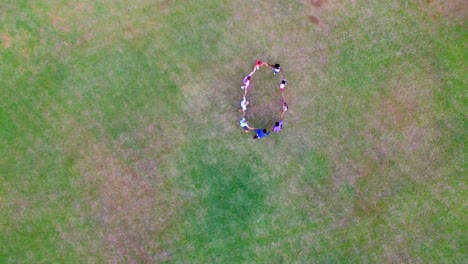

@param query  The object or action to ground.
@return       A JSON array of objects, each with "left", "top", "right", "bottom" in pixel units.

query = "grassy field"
[{"left": 1, "top": 0, "right": 466, "bottom": 263}]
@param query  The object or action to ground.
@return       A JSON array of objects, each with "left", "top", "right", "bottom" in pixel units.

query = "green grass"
[{"left": 1, "top": 0, "right": 466, "bottom": 263}]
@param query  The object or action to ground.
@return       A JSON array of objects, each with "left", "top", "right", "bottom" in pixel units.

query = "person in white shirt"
[{"left": 238, "top": 96, "right": 249, "bottom": 117}]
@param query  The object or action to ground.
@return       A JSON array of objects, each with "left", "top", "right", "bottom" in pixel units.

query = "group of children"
[{"left": 238, "top": 60, "right": 289, "bottom": 140}]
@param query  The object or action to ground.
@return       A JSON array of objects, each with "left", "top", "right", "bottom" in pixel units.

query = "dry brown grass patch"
[
  {"left": 73, "top": 2, "right": 94, "bottom": 13},
  {"left": 365, "top": 80, "right": 436, "bottom": 169},
  {"left": 124, "top": 23, "right": 141, "bottom": 41},
  {"left": 2, "top": 32, "right": 11, "bottom": 48},
  {"left": 353, "top": 76, "right": 439, "bottom": 212},
  {"left": 49, "top": 14, "right": 71, "bottom": 33},
  {"left": 428, "top": 0, "right": 466, "bottom": 22},
  {"left": 56, "top": 115, "right": 183, "bottom": 263},
  {"left": 159, "top": 0, "right": 170, "bottom": 14},
  {"left": 329, "top": 69, "right": 440, "bottom": 194},
  {"left": 331, "top": 159, "right": 370, "bottom": 186}
]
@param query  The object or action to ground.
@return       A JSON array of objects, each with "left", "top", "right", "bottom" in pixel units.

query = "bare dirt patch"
[
  {"left": 310, "top": 0, "right": 326, "bottom": 7},
  {"left": 2, "top": 32, "right": 11, "bottom": 48},
  {"left": 304, "top": 0, "right": 344, "bottom": 27},
  {"left": 159, "top": 0, "right": 170, "bottom": 14},
  {"left": 308, "top": 15, "right": 320, "bottom": 24}
]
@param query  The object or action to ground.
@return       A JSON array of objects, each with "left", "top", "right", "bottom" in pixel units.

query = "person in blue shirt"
[
  {"left": 239, "top": 118, "right": 255, "bottom": 132},
  {"left": 253, "top": 129, "right": 270, "bottom": 140}
]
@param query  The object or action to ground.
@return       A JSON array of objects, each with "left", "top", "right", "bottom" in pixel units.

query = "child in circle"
[
  {"left": 253, "top": 129, "right": 270, "bottom": 140},
  {"left": 239, "top": 96, "right": 249, "bottom": 117},
  {"left": 283, "top": 101, "right": 288, "bottom": 112},
  {"left": 279, "top": 79, "right": 287, "bottom": 91},
  {"left": 241, "top": 75, "right": 252, "bottom": 90},
  {"left": 272, "top": 120, "right": 283, "bottom": 133},
  {"left": 254, "top": 60, "right": 267, "bottom": 71},
  {"left": 271, "top": 63, "right": 281, "bottom": 75},
  {"left": 280, "top": 101, "right": 288, "bottom": 120},
  {"left": 239, "top": 117, "right": 255, "bottom": 132}
]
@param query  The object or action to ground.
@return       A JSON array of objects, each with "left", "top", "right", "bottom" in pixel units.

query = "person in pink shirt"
[{"left": 241, "top": 75, "right": 251, "bottom": 90}]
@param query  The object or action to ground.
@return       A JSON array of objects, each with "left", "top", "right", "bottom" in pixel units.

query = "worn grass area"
[{"left": 1, "top": 0, "right": 466, "bottom": 263}]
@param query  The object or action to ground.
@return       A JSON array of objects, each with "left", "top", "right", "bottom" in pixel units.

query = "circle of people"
[{"left": 239, "top": 60, "right": 288, "bottom": 140}]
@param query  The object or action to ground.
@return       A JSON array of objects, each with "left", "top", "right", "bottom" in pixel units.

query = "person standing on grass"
[
  {"left": 239, "top": 117, "right": 255, "bottom": 132},
  {"left": 241, "top": 73, "right": 254, "bottom": 90},
  {"left": 253, "top": 129, "right": 270, "bottom": 140},
  {"left": 280, "top": 101, "right": 288, "bottom": 120},
  {"left": 239, "top": 96, "right": 249, "bottom": 117},
  {"left": 253, "top": 60, "right": 267, "bottom": 71},
  {"left": 272, "top": 120, "right": 283, "bottom": 133},
  {"left": 279, "top": 79, "right": 287, "bottom": 92},
  {"left": 269, "top": 63, "right": 282, "bottom": 75}
]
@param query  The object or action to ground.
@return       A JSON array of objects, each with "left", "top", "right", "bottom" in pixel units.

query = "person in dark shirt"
[
  {"left": 279, "top": 79, "right": 287, "bottom": 92},
  {"left": 270, "top": 63, "right": 281, "bottom": 75}
]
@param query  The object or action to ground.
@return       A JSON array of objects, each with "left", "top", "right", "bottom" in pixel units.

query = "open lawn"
[{"left": 1, "top": 0, "right": 466, "bottom": 263}]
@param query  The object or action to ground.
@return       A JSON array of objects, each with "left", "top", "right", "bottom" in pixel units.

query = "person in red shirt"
[{"left": 253, "top": 60, "right": 267, "bottom": 71}]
